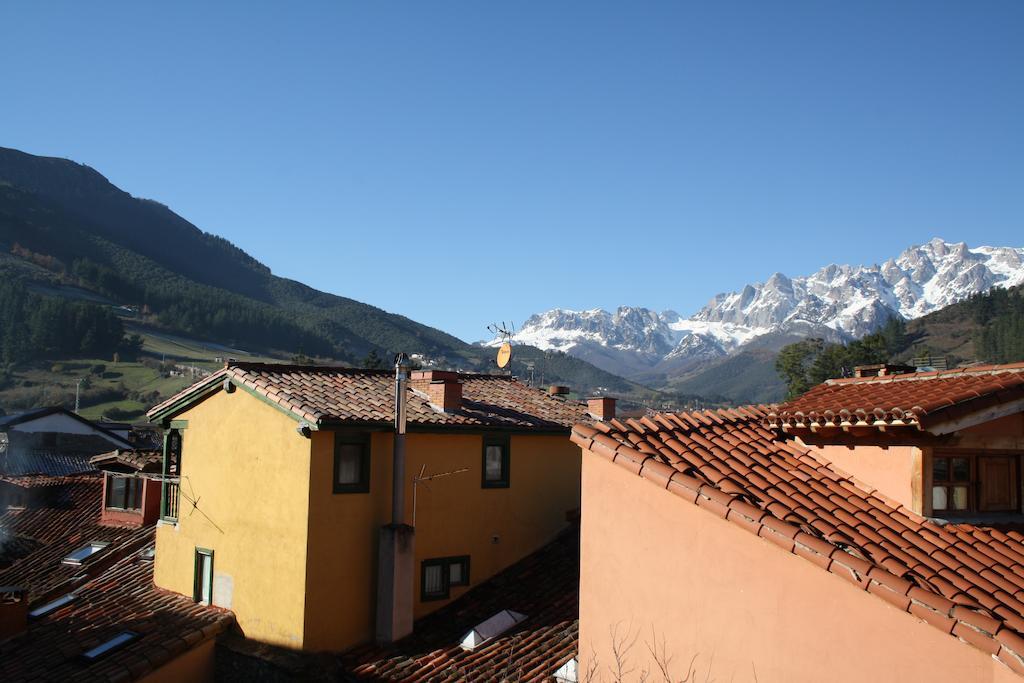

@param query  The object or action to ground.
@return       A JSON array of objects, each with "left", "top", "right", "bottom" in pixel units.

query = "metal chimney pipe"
[{"left": 393, "top": 353, "right": 411, "bottom": 525}]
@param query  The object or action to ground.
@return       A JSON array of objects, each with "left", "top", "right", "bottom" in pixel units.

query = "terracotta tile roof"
[
  {"left": 89, "top": 449, "right": 163, "bottom": 473},
  {"left": 0, "top": 474, "right": 154, "bottom": 599},
  {"left": 0, "top": 475, "right": 233, "bottom": 681},
  {"left": 766, "top": 362, "right": 1024, "bottom": 431},
  {"left": 0, "top": 449, "right": 98, "bottom": 477},
  {"left": 149, "top": 363, "right": 590, "bottom": 432},
  {"left": 0, "top": 539, "right": 232, "bottom": 682},
  {"left": 571, "top": 407, "right": 1024, "bottom": 676},
  {"left": 218, "top": 529, "right": 579, "bottom": 681}
]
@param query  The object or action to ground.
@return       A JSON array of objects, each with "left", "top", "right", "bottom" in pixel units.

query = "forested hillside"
[
  {"left": 0, "top": 146, "right": 675, "bottom": 418},
  {"left": 775, "top": 285, "right": 1024, "bottom": 399}
]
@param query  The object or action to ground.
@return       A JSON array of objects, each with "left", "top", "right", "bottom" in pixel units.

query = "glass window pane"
[
  {"left": 424, "top": 564, "right": 443, "bottom": 595},
  {"left": 953, "top": 458, "right": 970, "bottom": 482},
  {"left": 485, "top": 445, "right": 504, "bottom": 481},
  {"left": 952, "top": 486, "right": 969, "bottom": 511},
  {"left": 336, "top": 444, "right": 362, "bottom": 485},
  {"left": 129, "top": 479, "right": 141, "bottom": 510},
  {"left": 200, "top": 554, "right": 212, "bottom": 604},
  {"left": 110, "top": 477, "right": 126, "bottom": 507},
  {"left": 933, "top": 458, "right": 949, "bottom": 482},
  {"left": 933, "top": 486, "right": 948, "bottom": 510},
  {"left": 449, "top": 562, "right": 463, "bottom": 585}
]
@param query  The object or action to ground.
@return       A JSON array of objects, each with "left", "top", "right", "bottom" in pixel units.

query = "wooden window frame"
[
  {"left": 421, "top": 555, "right": 471, "bottom": 601},
  {"left": 161, "top": 425, "right": 185, "bottom": 521},
  {"left": 333, "top": 432, "right": 371, "bottom": 494},
  {"left": 105, "top": 474, "right": 142, "bottom": 511},
  {"left": 481, "top": 435, "right": 510, "bottom": 489},
  {"left": 193, "top": 547, "right": 214, "bottom": 605},
  {"left": 932, "top": 454, "right": 975, "bottom": 513}
]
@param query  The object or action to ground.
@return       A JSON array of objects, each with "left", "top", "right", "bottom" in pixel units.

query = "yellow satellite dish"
[{"left": 496, "top": 342, "right": 513, "bottom": 369}]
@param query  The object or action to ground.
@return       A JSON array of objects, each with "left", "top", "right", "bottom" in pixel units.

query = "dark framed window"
[
  {"left": 481, "top": 435, "right": 510, "bottom": 488},
  {"left": 932, "top": 455, "right": 972, "bottom": 513},
  {"left": 421, "top": 555, "right": 470, "bottom": 601},
  {"left": 333, "top": 432, "right": 371, "bottom": 494},
  {"left": 194, "top": 548, "right": 214, "bottom": 605},
  {"left": 105, "top": 475, "right": 142, "bottom": 511}
]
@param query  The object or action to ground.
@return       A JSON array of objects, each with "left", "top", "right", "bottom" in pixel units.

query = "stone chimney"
[
  {"left": 0, "top": 587, "right": 27, "bottom": 640},
  {"left": 587, "top": 396, "right": 617, "bottom": 421},
  {"left": 548, "top": 385, "right": 570, "bottom": 397},
  {"left": 410, "top": 371, "right": 463, "bottom": 412}
]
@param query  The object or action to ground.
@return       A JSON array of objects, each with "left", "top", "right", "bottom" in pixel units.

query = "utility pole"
[{"left": 74, "top": 377, "right": 84, "bottom": 414}]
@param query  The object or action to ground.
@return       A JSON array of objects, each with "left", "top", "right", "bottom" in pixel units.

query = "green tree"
[{"left": 362, "top": 349, "right": 385, "bottom": 369}]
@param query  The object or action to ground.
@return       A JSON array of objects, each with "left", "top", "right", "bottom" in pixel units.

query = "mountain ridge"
[
  {"left": 494, "top": 238, "right": 1024, "bottom": 382},
  {"left": 0, "top": 146, "right": 665, "bottom": 406}
]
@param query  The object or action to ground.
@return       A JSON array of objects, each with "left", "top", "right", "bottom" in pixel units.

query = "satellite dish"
[{"left": 496, "top": 342, "right": 512, "bottom": 369}]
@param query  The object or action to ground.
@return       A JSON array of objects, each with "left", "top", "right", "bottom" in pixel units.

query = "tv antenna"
[
  {"left": 487, "top": 321, "right": 515, "bottom": 372},
  {"left": 412, "top": 464, "right": 470, "bottom": 526}
]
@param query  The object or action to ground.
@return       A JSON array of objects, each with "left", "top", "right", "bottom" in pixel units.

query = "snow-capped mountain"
[{"left": 487, "top": 238, "right": 1024, "bottom": 380}]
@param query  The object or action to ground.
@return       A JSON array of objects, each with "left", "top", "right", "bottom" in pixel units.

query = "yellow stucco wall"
[
  {"left": 301, "top": 430, "right": 581, "bottom": 652},
  {"left": 153, "top": 391, "right": 313, "bottom": 648},
  {"left": 153, "top": 387, "right": 580, "bottom": 654}
]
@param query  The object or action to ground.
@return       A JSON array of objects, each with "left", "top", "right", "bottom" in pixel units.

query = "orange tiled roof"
[
  {"left": 0, "top": 475, "right": 232, "bottom": 681},
  {"left": 0, "top": 537, "right": 232, "bottom": 682},
  {"left": 571, "top": 408, "right": 1024, "bottom": 676},
  {"left": 217, "top": 528, "right": 579, "bottom": 681},
  {"left": 89, "top": 449, "right": 163, "bottom": 473},
  {"left": 148, "top": 363, "right": 589, "bottom": 431},
  {"left": 766, "top": 362, "right": 1024, "bottom": 431},
  {"left": 345, "top": 528, "right": 578, "bottom": 681}
]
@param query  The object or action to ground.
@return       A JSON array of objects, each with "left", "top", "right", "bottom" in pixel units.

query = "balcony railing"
[{"left": 162, "top": 480, "right": 180, "bottom": 521}]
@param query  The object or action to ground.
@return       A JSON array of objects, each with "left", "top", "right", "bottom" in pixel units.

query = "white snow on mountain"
[{"left": 485, "top": 238, "right": 1024, "bottom": 379}]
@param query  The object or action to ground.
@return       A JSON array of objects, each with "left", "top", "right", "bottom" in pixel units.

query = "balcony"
[{"left": 162, "top": 480, "right": 180, "bottom": 522}]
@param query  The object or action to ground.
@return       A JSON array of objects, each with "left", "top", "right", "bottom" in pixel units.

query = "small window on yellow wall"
[
  {"left": 334, "top": 433, "right": 370, "bottom": 494},
  {"left": 482, "top": 435, "right": 510, "bottom": 489},
  {"left": 421, "top": 556, "right": 470, "bottom": 601}
]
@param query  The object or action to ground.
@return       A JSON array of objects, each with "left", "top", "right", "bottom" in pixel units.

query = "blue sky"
[{"left": 2, "top": 2, "right": 1022, "bottom": 342}]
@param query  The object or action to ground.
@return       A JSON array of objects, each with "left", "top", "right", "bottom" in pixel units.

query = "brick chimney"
[
  {"left": 587, "top": 396, "right": 616, "bottom": 421},
  {"left": 853, "top": 363, "right": 917, "bottom": 378},
  {"left": 410, "top": 371, "right": 463, "bottom": 413},
  {"left": 0, "top": 587, "right": 27, "bottom": 640}
]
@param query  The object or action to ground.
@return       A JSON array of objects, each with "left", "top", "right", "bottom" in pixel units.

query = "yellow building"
[{"left": 146, "top": 362, "right": 603, "bottom": 653}]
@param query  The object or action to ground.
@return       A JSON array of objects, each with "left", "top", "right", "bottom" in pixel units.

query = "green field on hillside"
[{"left": 0, "top": 326, "right": 289, "bottom": 422}]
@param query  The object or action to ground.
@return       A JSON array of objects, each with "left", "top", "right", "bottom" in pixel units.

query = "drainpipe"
[{"left": 376, "top": 353, "right": 415, "bottom": 644}]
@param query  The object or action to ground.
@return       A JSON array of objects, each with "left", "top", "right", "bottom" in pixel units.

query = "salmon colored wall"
[
  {"left": 153, "top": 391, "right": 312, "bottom": 649},
  {"left": 302, "top": 430, "right": 581, "bottom": 652},
  {"left": 802, "top": 443, "right": 922, "bottom": 512},
  {"left": 579, "top": 451, "right": 1020, "bottom": 683},
  {"left": 139, "top": 638, "right": 217, "bottom": 683}
]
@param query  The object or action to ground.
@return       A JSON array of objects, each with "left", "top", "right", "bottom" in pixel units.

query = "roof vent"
[
  {"left": 459, "top": 609, "right": 527, "bottom": 651},
  {"left": 548, "top": 385, "right": 570, "bottom": 396},
  {"left": 554, "top": 657, "right": 578, "bottom": 682}
]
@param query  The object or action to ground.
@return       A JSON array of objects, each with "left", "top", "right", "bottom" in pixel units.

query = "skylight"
[
  {"left": 459, "top": 609, "right": 527, "bottom": 651},
  {"left": 28, "top": 593, "right": 76, "bottom": 618},
  {"left": 554, "top": 657, "right": 578, "bottom": 683},
  {"left": 81, "top": 631, "right": 139, "bottom": 661},
  {"left": 62, "top": 541, "right": 109, "bottom": 565}
]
